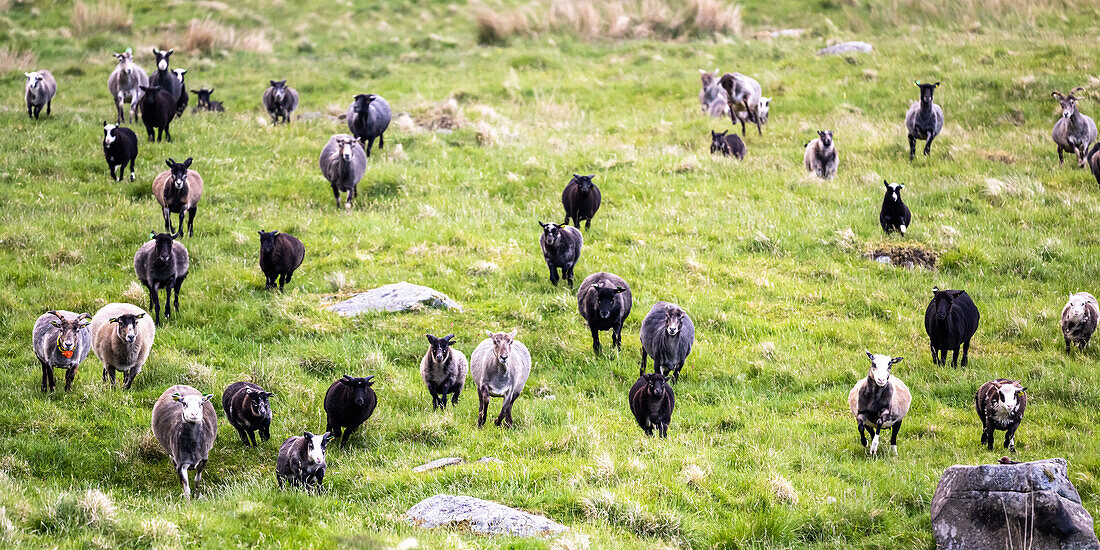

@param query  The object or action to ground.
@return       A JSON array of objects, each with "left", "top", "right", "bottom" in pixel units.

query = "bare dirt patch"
[{"left": 865, "top": 244, "right": 937, "bottom": 269}]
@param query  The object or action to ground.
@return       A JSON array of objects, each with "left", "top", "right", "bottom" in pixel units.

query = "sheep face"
[
  {"left": 338, "top": 375, "right": 375, "bottom": 406},
  {"left": 570, "top": 175, "right": 596, "bottom": 195},
  {"left": 171, "top": 392, "right": 212, "bottom": 424},
  {"left": 883, "top": 180, "right": 904, "bottom": 203},
  {"left": 929, "top": 287, "right": 961, "bottom": 321},
  {"left": 1052, "top": 89, "right": 1085, "bottom": 119},
  {"left": 352, "top": 93, "right": 377, "bottom": 113},
  {"left": 194, "top": 89, "right": 213, "bottom": 103},
  {"left": 591, "top": 282, "right": 627, "bottom": 320},
  {"left": 270, "top": 80, "right": 288, "bottom": 102},
  {"left": 24, "top": 72, "right": 44, "bottom": 90},
  {"left": 304, "top": 431, "right": 331, "bottom": 465},
  {"left": 165, "top": 157, "right": 193, "bottom": 190},
  {"left": 172, "top": 68, "right": 186, "bottom": 84},
  {"left": 113, "top": 51, "right": 136, "bottom": 75},
  {"left": 425, "top": 334, "right": 455, "bottom": 364},
  {"left": 864, "top": 351, "right": 901, "bottom": 387},
  {"left": 699, "top": 68, "right": 719, "bottom": 88},
  {"left": 245, "top": 388, "right": 274, "bottom": 417},
  {"left": 485, "top": 330, "right": 519, "bottom": 365},
  {"left": 642, "top": 373, "right": 668, "bottom": 397},
  {"left": 915, "top": 81, "right": 940, "bottom": 105},
  {"left": 662, "top": 306, "right": 686, "bottom": 337},
  {"left": 539, "top": 221, "right": 567, "bottom": 247},
  {"left": 153, "top": 49, "right": 173, "bottom": 71},
  {"left": 103, "top": 122, "right": 118, "bottom": 146},
  {"left": 335, "top": 137, "right": 357, "bottom": 162},
  {"left": 1065, "top": 295, "right": 1094, "bottom": 323},
  {"left": 994, "top": 383, "right": 1026, "bottom": 414},
  {"left": 817, "top": 130, "right": 833, "bottom": 148},
  {"left": 139, "top": 85, "right": 163, "bottom": 103},
  {"left": 758, "top": 97, "right": 771, "bottom": 124},
  {"left": 47, "top": 311, "right": 91, "bottom": 357},
  {"left": 710, "top": 130, "right": 730, "bottom": 154},
  {"left": 150, "top": 231, "right": 178, "bottom": 261},
  {"left": 258, "top": 230, "right": 280, "bottom": 255},
  {"left": 108, "top": 313, "right": 145, "bottom": 344}
]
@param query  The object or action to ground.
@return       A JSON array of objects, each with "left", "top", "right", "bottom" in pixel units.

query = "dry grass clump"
[
  {"left": 0, "top": 506, "right": 17, "bottom": 542},
  {"left": 0, "top": 47, "right": 36, "bottom": 75},
  {"left": 140, "top": 517, "right": 181, "bottom": 548},
  {"left": 77, "top": 490, "right": 115, "bottom": 527},
  {"left": 770, "top": 474, "right": 799, "bottom": 505},
  {"left": 71, "top": 1, "right": 132, "bottom": 36},
  {"left": 185, "top": 18, "right": 273, "bottom": 54}
]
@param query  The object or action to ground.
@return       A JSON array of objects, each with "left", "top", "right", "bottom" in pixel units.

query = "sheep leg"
[
  {"left": 658, "top": 421, "right": 668, "bottom": 439},
  {"left": 46, "top": 101, "right": 50, "bottom": 116},
  {"left": 961, "top": 339, "right": 970, "bottom": 367},
  {"left": 1003, "top": 424, "right": 1018, "bottom": 452},
  {"left": 64, "top": 366, "right": 77, "bottom": 391},
  {"left": 279, "top": 273, "right": 287, "bottom": 292},
  {"left": 176, "top": 211, "right": 185, "bottom": 238},
  {"left": 451, "top": 386, "right": 461, "bottom": 406},
  {"left": 150, "top": 282, "right": 162, "bottom": 325},
  {"left": 908, "top": 135, "right": 916, "bottom": 161},
  {"left": 325, "top": 423, "right": 342, "bottom": 446},
  {"left": 1066, "top": 338, "right": 1073, "bottom": 353},
  {"left": 259, "top": 426, "right": 270, "bottom": 442},
  {"left": 331, "top": 185, "right": 341, "bottom": 209},
  {"left": 165, "top": 125, "right": 171, "bottom": 143},
  {"left": 235, "top": 426, "right": 251, "bottom": 446},
  {"left": 265, "top": 273, "right": 277, "bottom": 289},
  {"left": 546, "top": 262, "right": 559, "bottom": 286},
  {"left": 187, "top": 206, "right": 197, "bottom": 237},
  {"left": 1058, "top": 147, "right": 1065, "bottom": 165},
  {"left": 857, "top": 422, "right": 867, "bottom": 447},
  {"left": 590, "top": 327, "right": 602, "bottom": 354},
  {"left": 477, "top": 387, "right": 490, "bottom": 428},
  {"left": 640, "top": 347, "right": 648, "bottom": 375},
  {"left": 177, "top": 463, "right": 191, "bottom": 499},
  {"left": 1079, "top": 338, "right": 1089, "bottom": 351},
  {"left": 379, "top": 133, "right": 385, "bottom": 150},
  {"left": 612, "top": 322, "right": 623, "bottom": 350},
  {"left": 34, "top": 104, "right": 43, "bottom": 119},
  {"left": 431, "top": 392, "right": 442, "bottom": 411},
  {"left": 495, "top": 395, "right": 516, "bottom": 427},
  {"left": 365, "top": 138, "right": 374, "bottom": 158},
  {"left": 109, "top": 164, "right": 118, "bottom": 181},
  {"left": 103, "top": 366, "right": 115, "bottom": 387},
  {"left": 923, "top": 135, "right": 935, "bottom": 156},
  {"left": 985, "top": 425, "right": 996, "bottom": 451},
  {"left": 584, "top": 218, "right": 591, "bottom": 231},
  {"left": 247, "top": 430, "right": 258, "bottom": 447},
  {"left": 889, "top": 420, "right": 902, "bottom": 455},
  {"left": 565, "top": 267, "right": 575, "bottom": 288},
  {"left": 980, "top": 420, "right": 988, "bottom": 446},
  {"left": 338, "top": 424, "right": 358, "bottom": 448},
  {"left": 194, "top": 459, "right": 207, "bottom": 494},
  {"left": 950, "top": 347, "right": 959, "bottom": 368},
  {"left": 122, "top": 366, "right": 140, "bottom": 389},
  {"left": 47, "top": 365, "right": 57, "bottom": 391}
]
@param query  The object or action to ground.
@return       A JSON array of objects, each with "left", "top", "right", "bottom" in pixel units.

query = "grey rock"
[
  {"left": 477, "top": 456, "right": 503, "bottom": 463},
  {"left": 931, "top": 458, "right": 1100, "bottom": 550},
  {"left": 817, "top": 41, "right": 873, "bottom": 56},
  {"left": 406, "top": 494, "right": 568, "bottom": 538},
  {"left": 413, "top": 457, "right": 466, "bottom": 473},
  {"left": 326, "top": 282, "right": 463, "bottom": 315}
]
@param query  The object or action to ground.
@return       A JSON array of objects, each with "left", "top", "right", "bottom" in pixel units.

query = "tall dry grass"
[
  {"left": 184, "top": 17, "right": 273, "bottom": 54},
  {"left": 71, "top": 1, "right": 132, "bottom": 36},
  {"left": 0, "top": 47, "right": 36, "bottom": 74}
]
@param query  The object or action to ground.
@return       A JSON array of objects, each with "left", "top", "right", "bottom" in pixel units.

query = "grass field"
[{"left": 2, "top": 0, "right": 1100, "bottom": 548}]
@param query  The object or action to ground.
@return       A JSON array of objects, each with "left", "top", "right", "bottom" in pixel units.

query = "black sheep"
[
  {"left": 258, "top": 231, "right": 305, "bottom": 291},
  {"left": 133, "top": 231, "right": 189, "bottom": 325},
  {"left": 191, "top": 88, "right": 224, "bottom": 112},
  {"left": 975, "top": 379, "right": 1027, "bottom": 452},
  {"left": 324, "top": 375, "right": 377, "bottom": 449},
  {"left": 879, "top": 180, "right": 912, "bottom": 236},
  {"left": 149, "top": 49, "right": 182, "bottom": 102},
  {"left": 924, "top": 287, "right": 980, "bottom": 367},
  {"left": 102, "top": 121, "right": 138, "bottom": 182},
  {"left": 538, "top": 221, "right": 582, "bottom": 288},
  {"left": 173, "top": 69, "right": 188, "bottom": 117},
  {"left": 577, "top": 272, "right": 632, "bottom": 354},
  {"left": 222, "top": 381, "right": 274, "bottom": 447},
  {"left": 561, "top": 174, "right": 601, "bottom": 231},
  {"left": 710, "top": 130, "right": 746, "bottom": 160},
  {"left": 1088, "top": 142, "right": 1100, "bottom": 188},
  {"left": 138, "top": 85, "right": 176, "bottom": 142},
  {"left": 276, "top": 431, "right": 331, "bottom": 493},
  {"left": 629, "top": 372, "right": 674, "bottom": 438}
]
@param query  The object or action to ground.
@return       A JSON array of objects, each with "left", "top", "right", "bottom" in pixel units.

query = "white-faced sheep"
[
  {"left": 149, "top": 49, "right": 182, "bottom": 103},
  {"left": 1051, "top": 87, "right": 1097, "bottom": 168},
  {"left": 134, "top": 232, "right": 190, "bottom": 325},
  {"left": 347, "top": 94, "right": 392, "bottom": 157},
  {"left": 319, "top": 134, "right": 367, "bottom": 209},
  {"left": 719, "top": 72, "right": 765, "bottom": 136},
  {"left": 173, "top": 68, "right": 188, "bottom": 117},
  {"left": 804, "top": 130, "right": 838, "bottom": 179},
  {"left": 107, "top": 49, "right": 148, "bottom": 123},
  {"left": 629, "top": 372, "right": 674, "bottom": 438},
  {"left": 24, "top": 70, "right": 56, "bottom": 120},
  {"left": 879, "top": 180, "right": 911, "bottom": 235},
  {"left": 277, "top": 431, "right": 332, "bottom": 494},
  {"left": 103, "top": 122, "right": 138, "bottom": 182},
  {"left": 32, "top": 310, "right": 92, "bottom": 392},
  {"left": 698, "top": 69, "right": 728, "bottom": 118},
  {"left": 151, "top": 384, "right": 216, "bottom": 499},
  {"left": 152, "top": 158, "right": 203, "bottom": 237},
  {"left": 905, "top": 81, "right": 944, "bottom": 161},
  {"left": 263, "top": 80, "right": 298, "bottom": 124},
  {"left": 640, "top": 302, "right": 695, "bottom": 383},
  {"left": 1061, "top": 292, "right": 1098, "bottom": 353},
  {"left": 471, "top": 330, "right": 531, "bottom": 428},
  {"left": 420, "top": 334, "right": 468, "bottom": 410},
  {"left": 577, "top": 272, "right": 632, "bottom": 354},
  {"left": 222, "top": 381, "right": 274, "bottom": 447},
  {"left": 848, "top": 352, "right": 911, "bottom": 456},
  {"left": 975, "top": 379, "right": 1027, "bottom": 452},
  {"left": 90, "top": 303, "right": 155, "bottom": 389},
  {"left": 538, "top": 221, "right": 582, "bottom": 288}
]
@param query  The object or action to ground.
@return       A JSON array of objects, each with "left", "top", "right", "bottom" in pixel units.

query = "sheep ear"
[
  {"left": 1019, "top": 386, "right": 1027, "bottom": 393},
  {"left": 108, "top": 317, "right": 118, "bottom": 324},
  {"left": 485, "top": 329, "right": 494, "bottom": 337},
  {"left": 1052, "top": 91, "right": 1063, "bottom": 99},
  {"left": 202, "top": 394, "right": 213, "bottom": 402},
  {"left": 172, "top": 393, "right": 182, "bottom": 401},
  {"left": 270, "top": 80, "right": 277, "bottom": 86},
  {"left": 182, "top": 157, "right": 193, "bottom": 168},
  {"left": 914, "top": 80, "right": 921, "bottom": 86},
  {"left": 898, "top": 184, "right": 904, "bottom": 190},
  {"left": 889, "top": 356, "right": 903, "bottom": 365},
  {"left": 134, "top": 313, "right": 145, "bottom": 319},
  {"left": 614, "top": 286, "right": 627, "bottom": 294},
  {"left": 165, "top": 158, "right": 174, "bottom": 168},
  {"left": 865, "top": 350, "right": 874, "bottom": 361},
  {"left": 932, "top": 286, "right": 939, "bottom": 294},
  {"left": 364, "top": 375, "right": 375, "bottom": 385},
  {"left": 883, "top": 180, "right": 889, "bottom": 187},
  {"left": 508, "top": 329, "right": 518, "bottom": 338},
  {"left": 425, "top": 334, "right": 436, "bottom": 344},
  {"left": 444, "top": 334, "right": 455, "bottom": 342},
  {"left": 699, "top": 68, "right": 706, "bottom": 74},
  {"left": 148, "top": 231, "right": 156, "bottom": 240},
  {"left": 167, "top": 49, "right": 174, "bottom": 54},
  {"left": 933, "top": 82, "right": 940, "bottom": 87},
  {"left": 125, "top": 47, "right": 132, "bottom": 54},
  {"left": 323, "top": 432, "right": 335, "bottom": 441}
]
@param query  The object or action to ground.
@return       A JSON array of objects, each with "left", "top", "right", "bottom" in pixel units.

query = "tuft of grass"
[
  {"left": 77, "top": 490, "right": 115, "bottom": 527},
  {"left": 71, "top": 1, "right": 132, "bottom": 37},
  {"left": 139, "top": 517, "right": 181, "bottom": 548},
  {"left": 185, "top": 18, "right": 273, "bottom": 54},
  {"left": 770, "top": 474, "right": 799, "bottom": 506},
  {"left": 0, "top": 47, "right": 36, "bottom": 75},
  {"left": 0, "top": 506, "right": 16, "bottom": 543}
]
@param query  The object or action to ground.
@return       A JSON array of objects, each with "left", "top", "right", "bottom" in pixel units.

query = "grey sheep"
[
  {"left": 539, "top": 221, "right": 582, "bottom": 288},
  {"left": 32, "top": 310, "right": 92, "bottom": 392},
  {"left": 470, "top": 330, "right": 531, "bottom": 428},
  {"left": 107, "top": 49, "right": 148, "bottom": 123},
  {"left": 420, "top": 334, "right": 468, "bottom": 410},
  {"left": 134, "top": 232, "right": 190, "bottom": 325},
  {"left": 151, "top": 385, "right": 216, "bottom": 499},
  {"left": 905, "top": 81, "right": 944, "bottom": 161},
  {"left": 698, "top": 69, "right": 728, "bottom": 118},
  {"left": 803, "top": 130, "right": 838, "bottom": 179},
  {"left": 90, "top": 303, "right": 155, "bottom": 389},
  {"left": 639, "top": 302, "right": 695, "bottom": 383},
  {"left": 263, "top": 80, "right": 298, "bottom": 124},
  {"left": 719, "top": 72, "right": 765, "bottom": 136},
  {"left": 24, "top": 70, "right": 56, "bottom": 120},
  {"left": 347, "top": 93, "right": 392, "bottom": 157},
  {"left": 1061, "top": 292, "right": 1098, "bottom": 353},
  {"left": 277, "top": 431, "right": 332, "bottom": 493},
  {"left": 1051, "top": 88, "right": 1097, "bottom": 168},
  {"left": 319, "top": 134, "right": 367, "bottom": 209}
]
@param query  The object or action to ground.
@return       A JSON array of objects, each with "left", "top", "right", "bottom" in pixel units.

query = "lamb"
[
  {"left": 698, "top": 69, "right": 728, "bottom": 118},
  {"left": 924, "top": 287, "right": 980, "bottom": 367},
  {"left": 719, "top": 72, "right": 764, "bottom": 136},
  {"left": 710, "top": 130, "right": 745, "bottom": 160},
  {"left": 148, "top": 49, "right": 181, "bottom": 103},
  {"left": 879, "top": 180, "right": 912, "bottom": 235},
  {"left": 222, "top": 381, "right": 274, "bottom": 447},
  {"left": 276, "top": 432, "right": 332, "bottom": 493},
  {"left": 538, "top": 221, "right": 582, "bottom": 288},
  {"left": 102, "top": 121, "right": 138, "bottom": 182},
  {"left": 975, "top": 379, "right": 1027, "bottom": 452},
  {"left": 258, "top": 230, "right": 305, "bottom": 291},
  {"left": 319, "top": 134, "right": 367, "bottom": 209},
  {"left": 470, "top": 330, "right": 531, "bottom": 428},
  {"left": 577, "top": 272, "right": 632, "bottom": 354},
  {"left": 639, "top": 302, "right": 695, "bottom": 383},
  {"left": 905, "top": 81, "right": 944, "bottom": 161},
  {"left": 31, "top": 310, "right": 92, "bottom": 392},
  {"left": 1051, "top": 88, "right": 1097, "bottom": 168},
  {"left": 107, "top": 49, "right": 148, "bottom": 123},
  {"left": 90, "top": 303, "right": 155, "bottom": 389},
  {"left": 263, "top": 80, "right": 298, "bottom": 124},
  {"left": 803, "top": 130, "right": 838, "bottom": 179},
  {"left": 323, "top": 375, "right": 377, "bottom": 448},
  {"left": 138, "top": 85, "right": 175, "bottom": 142},
  {"left": 190, "top": 88, "right": 224, "bottom": 112},
  {"left": 346, "top": 93, "right": 391, "bottom": 157},
  {"left": 1061, "top": 292, "right": 1098, "bottom": 352},
  {"left": 152, "top": 157, "right": 203, "bottom": 237},
  {"left": 24, "top": 70, "right": 56, "bottom": 120},
  {"left": 561, "top": 174, "right": 601, "bottom": 231},
  {"left": 134, "top": 231, "right": 190, "bottom": 325},
  {"left": 420, "top": 333, "right": 468, "bottom": 410},
  {"left": 629, "top": 372, "right": 674, "bottom": 438},
  {"left": 172, "top": 68, "right": 188, "bottom": 117},
  {"left": 150, "top": 385, "right": 216, "bottom": 499},
  {"left": 848, "top": 352, "right": 912, "bottom": 456}
]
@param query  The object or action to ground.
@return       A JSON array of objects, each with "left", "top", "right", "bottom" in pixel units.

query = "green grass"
[{"left": 1, "top": 0, "right": 1100, "bottom": 548}]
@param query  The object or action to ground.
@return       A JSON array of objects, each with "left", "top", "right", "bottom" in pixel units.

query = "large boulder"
[
  {"left": 405, "top": 494, "right": 568, "bottom": 538},
  {"left": 931, "top": 458, "right": 1100, "bottom": 550},
  {"left": 817, "top": 41, "right": 873, "bottom": 56},
  {"left": 326, "top": 282, "right": 462, "bottom": 315}
]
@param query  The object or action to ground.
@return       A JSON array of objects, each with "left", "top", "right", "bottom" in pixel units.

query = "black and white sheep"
[
  {"left": 152, "top": 157, "right": 203, "bottom": 237},
  {"left": 134, "top": 231, "right": 190, "bottom": 325},
  {"left": 629, "top": 372, "right": 674, "bottom": 438},
  {"left": 222, "top": 381, "right": 274, "bottom": 447},
  {"left": 1051, "top": 88, "right": 1097, "bottom": 168},
  {"left": 561, "top": 174, "right": 601, "bottom": 231},
  {"left": 149, "top": 49, "right": 182, "bottom": 103},
  {"left": 924, "top": 287, "right": 979, "bottom": 367},
  {"left": 347, "top": 94, "right": 392, "bottom": 157},
  {"left": 719, "top": 72, "right": 765, "bottom": 136},
  {"left": 905, "top": 81, "right": 944, "bottom": 161},
  {"left": 138, "top": 85, "right": 175, "bottom": 142},
  {"left": 804, "top": 130, "right": 838, "bottom": 179},
  {"left": 258, "top": 231, "right": 305, "bottom": 291},
  {"left": 32, "top": 310, "right": 92, "bottom": 392},
  {"left": 420, "top": 334, "right": 468, "bottom": 410},
  {"left": 698, "top": 69, "right": 728, "bottom": 118},
  {"left": 975, "top": 379, "right": 1027, "bottom": 452},
  {"left": 539, "top": 221, "right": 582, "bottom": 288},
  {"left": 190, "top": 88, "right": 224, "bottom": 112},
  {"left": 24, "top": 70, "right": 56, "bottom": 120},
  {"left": 1061, "top": 292, "right": 1098, "bottom": 353},
  {"left": 319, "top": 134, "right": 367, "bottom": 209},
  {"left": 710, "top": 130, "right": 746, "bottom": 160},
  {"left": 277, "top": 432, "right": 331, "bottom": 494},
  {"left": 90, "top": 303, "right": 155, "bottom": 389},
  {"left": 879, "top": 180, "right": 912, "bottom": 236},
  {"left": 172, "top": 68, "right": 188, "bottom": 117},
  {"left": 848, "top": 352, "right": 912, "bottom": 456},
  {"left": 640, "top": 302, "right": 695, "bottom": 383},
  {"left": 263, "top": 80, "right": 298, "bottom": 124},
  {"left": 323, "top": 375, "right": 377, "bottom": 448},
  {"left": 470, "top": 330, "right": 531, "bottom": 428},
  {"left": 151, "top": 384, "right": 216, "bottom": 499},
  {"left": 102, "top": 122, "right": 138, "bottom": 183},
  {"left": 577, "top": 272, "right": 632, "bottom": 354},
  {"left": 107, "top": 49, "right": 148, "bottom": 123}
]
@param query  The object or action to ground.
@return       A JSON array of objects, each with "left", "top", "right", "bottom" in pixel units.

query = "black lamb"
[
  {"left": 324, "top": 375, "right": 377, "bottom": 449},
  {"left": 102, "top": 121, "right": 138, "bottom": 182},
  {"left": 629, "top": 372, "right": 674, "bottom": 438},
  {"left": 879, "top": 180, "right": 912, "bottom": 236},
  {"left": 924, "top": 287, "right": 980, "bottom": 367},
  {"left": 538, "top": 221, "right": 583, "bottom": 288},
  {"left": 561, "top": 174, "right": 601, "bottom": 231},
  {"left": 258, "top": 230, "right": 305, "bottom": 291},
  {"left": 710, "top": 130, "right": 745, "bottom": 160},
  {"left": 222, "top": 381, "right": 274, "bottom": 447}
]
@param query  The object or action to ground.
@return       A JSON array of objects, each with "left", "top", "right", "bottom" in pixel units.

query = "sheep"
[
  {"left": 719, "top": 72, "right": 764, "bottom": 136},
  {"left": 134, "top": 231, "right": 190, "bottom": 325},
  {"left": 420, "top": 333, "right": 468, "bottom": 410},
  {"left": 190, "top": 88, "right": 224, "bottom": 112},
  {"left": 879, "top": 180, "right": 912, "bottom": 235},
  {"left": 258, "top": 230, "right": 305, "bottom": 291},
  {"left": 470, "top": 330, "right": 531, "bottom": 428},
  {"left": 924, "top": 287, "right": 980, "bottom": 367},
  {"left": 639, "top": 302, "right": 695, "bottom": 383},
  {"left": 905, "top": 81, "right": 944, "bottom": 161},
  {"left": 172, "top": 69, "right": 188, "bottom": 117},
  {"left": 975, "top": 379, "right": 1027, "bottom": 452},
  {"left": 276, "top": 432, "right": 332, "bottom": 494},
  {"left": 31, "top": 310, "right": 92, "bottom": 392},
  {"left": 629, "top": 371, "right": 674, "bottom": 438},
  {"left": 90, "top": 303, "right": 155, "bottom": 389},
  {"left": 148, "top": 49, "right": 182, "bottom": 103},
  {"left": 346, "top": 93, "right": 392, "bottom": 157},
  {"left": 698, "top": 69, "right": 728, "bottom": 118},
  {"left": 577, "top": 272, "right": 632, "bottom": 354},
  {"left": 222, "top": 381, "right": 274, "bottom": 447},
  {"left": 102, "top": 121, "right": 138, "bottom": 182},
  {"left": 150, "top": 384, "right": 216, "bottom": 499},
  {"left": 318, "top": 134, "right": 367, "bottom": 209},
  {"left": 24, "top": 70, "right": 56, "bottom": 120},
  {"left": 710, "top": 130, "right": 746, "bottom": 160},
  {"left": 803, "top": 130, "right": 838, "bottom": 179},
  {"left": 538, "top": 221, "right": 582, "bottom": 288},
  {"left": 848, "top": 352, "right": 912, "bottom": 456},
  {"left": 1089, "top": 142, "right": 1100, "bottom": 187},
  {"left": 263, "top": 80, "right": 298, "bottom": 124},
  {"left": 107, "top": 49, "right": 148, "bottom": 123},
  {"left": 1051, "top": 87, "right": 1097, "bottom": 168},
  {"left": 561, "top": 174, "right": 601, "bottom": 231},
  {"left": 152, "top": 157, "right": 203, "bottom": 237},
  {"left": 323, "top": 375, "right": 377, "bottom": 448},
  {"left": 138, "top": 85, "right": 175, "bottom": 142},
  {"left": 1061, "top": 292, "right": 1098, "bottom": 353}
]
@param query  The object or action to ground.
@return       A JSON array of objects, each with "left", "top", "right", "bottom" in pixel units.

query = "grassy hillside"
[{"left": 2, "top": 0, "right": 1100, "bottom": 548}]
